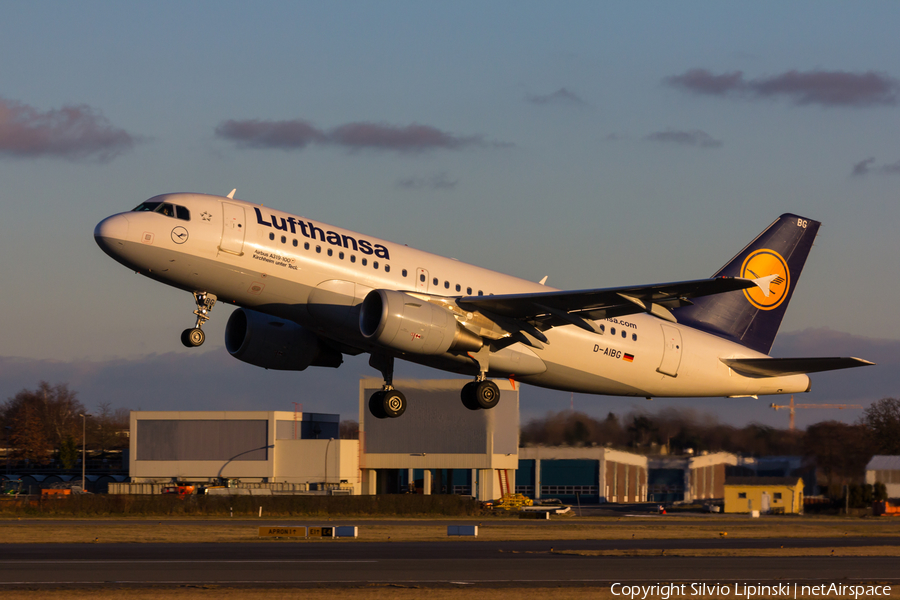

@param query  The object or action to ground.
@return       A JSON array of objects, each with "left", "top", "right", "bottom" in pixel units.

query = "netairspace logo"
[{"left": 610, "top": 583, "right": 892, "bottom": 600}]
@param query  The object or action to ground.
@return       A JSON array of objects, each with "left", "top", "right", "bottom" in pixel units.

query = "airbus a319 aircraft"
[{"left": 94, "top": 191, "right": 872, "bottom": 418}]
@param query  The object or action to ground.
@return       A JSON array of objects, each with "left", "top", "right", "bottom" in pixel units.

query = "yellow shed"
[{"left": 724, "top": 477, "right": 804, "bottom": 514}]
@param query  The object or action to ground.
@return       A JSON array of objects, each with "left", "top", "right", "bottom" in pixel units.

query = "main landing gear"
[
  {"left": 460, "top": 346, "right": 500, "bottom": 411},
  {"left": 368, "top": 354, "right": 407, "bottom": 419},
  {"left": 366, "top": 353, "right": 502, "bottom": 420},
  {"left": 181, "top": 292, "right": 217, "bottom": 348},
  {"left": 460, "top": 379, "right": 501, "bottom": 411}
]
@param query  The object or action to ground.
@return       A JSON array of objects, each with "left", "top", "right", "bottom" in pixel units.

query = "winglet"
[
  {"left": 539, "top": 276, "right": 548, "bottom": 286},
  {"left": 227, "top": 189, "right": 237, "bottom": 199}
]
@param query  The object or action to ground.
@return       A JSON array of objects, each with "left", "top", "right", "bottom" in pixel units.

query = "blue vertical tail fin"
[{"left": 674, "top": 214, "right": 820, "bottom": 354}]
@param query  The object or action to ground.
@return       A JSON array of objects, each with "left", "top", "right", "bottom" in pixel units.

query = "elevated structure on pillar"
[{"left": 359, "top": 378, "right": 518, "bottom": 501}]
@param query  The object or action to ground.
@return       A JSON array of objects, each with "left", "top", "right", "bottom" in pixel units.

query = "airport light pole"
[{"left": 79, "top": 414, "right": 91, "bottom": 492}]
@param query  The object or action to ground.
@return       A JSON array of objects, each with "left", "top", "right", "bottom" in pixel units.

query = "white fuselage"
[{"left": 94, "top": 193, "right": 811, "bottom": 398}]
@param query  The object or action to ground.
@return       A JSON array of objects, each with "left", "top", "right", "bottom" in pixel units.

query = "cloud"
[
  {"left": 666, "top": 68, "right": 900, "bottom": 107},
  {"left": 216, "top": 118, "right": 496, "bottom": 153},
  {"left": 666, "top": 69, "right": 745, "bottom": 96},
  {"left": 851, "top": 157, "right": 900, "bottom": 177},
  {"left": 644, "top": 129, "right": 723, "bottom": 148},
  {"left": 525, "top": 88, "right": 589, "bottom": 107},
  {"left": 0, "top": 97, "right": 136, "bottom": 162},
  {"left": 214, "top": 119, "right": 325, "bottom": 150},
  {"left": 396, "top": 172, "right": 459, "bottom": 191}
]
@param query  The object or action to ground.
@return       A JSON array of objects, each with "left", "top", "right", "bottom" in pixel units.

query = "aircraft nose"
[{"left": 94, "top": 214, "right": 129, "bottom": 253}]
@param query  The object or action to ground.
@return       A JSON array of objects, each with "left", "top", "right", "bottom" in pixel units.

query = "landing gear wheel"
[
  {"left": 181, "top": 328, "right": 205, "bottom": 348},
  {"left": 368, "top": 391, "right": 388, "bottom": 419},
  {"left": 382, "top": 390, "right": 407, "bottom": 418},
  {"left": 474, "top": 380, "right": 500, "bottom": 409},
  {"left": 461, "top": 381, "right": 481, "bottom": 411}
]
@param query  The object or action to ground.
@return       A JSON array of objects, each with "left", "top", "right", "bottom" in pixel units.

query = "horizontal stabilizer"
[{"left": 721, "top": 356, "right": 875, "bottom": 377}]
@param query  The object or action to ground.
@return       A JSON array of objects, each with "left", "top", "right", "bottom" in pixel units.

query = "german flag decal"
[{"left": 623, "top": 353, "right": 634, "bottom": 363}]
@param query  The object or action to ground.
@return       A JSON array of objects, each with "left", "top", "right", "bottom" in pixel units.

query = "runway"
[{"left": 1, "top": 540, "right": 898, "bottom": 588}]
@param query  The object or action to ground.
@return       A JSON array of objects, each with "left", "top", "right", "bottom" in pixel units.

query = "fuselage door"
[
  {"left": 220, "top": 202, "right": 246, "bottom": 255},
  {"left": 416, "top": 268, "right": 429, "bottom": 293},
  {"left": 657, "top": 324, "right": 683, "bottom": 377}
]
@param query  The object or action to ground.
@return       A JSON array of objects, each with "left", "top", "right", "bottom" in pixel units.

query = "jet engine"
[
  {"left": 359, "top": 289, "right": 482, "bottom": 355},
  {"left": 225, "top": 308, "right": 342, "bottom": 370}
]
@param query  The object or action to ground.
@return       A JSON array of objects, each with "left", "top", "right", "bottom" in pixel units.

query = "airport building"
[
  {"left": 517, "top": 446, "right": 647, "bottom": 503},
  {"left": 99, "top": 379, "right": 790, "bottom": 506},
  {"left": 866, "top": 456, "right": 900, "bottom": 498},
  {"left": 127, "top": 410, "right": 359, "bottom": 494},
  {"left": 723, "top": 476, "right": 805, "bottom": 514}
]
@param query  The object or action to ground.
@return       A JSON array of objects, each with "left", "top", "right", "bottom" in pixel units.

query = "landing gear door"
[
  {"left": 416, "top": 268, "right": 429, "bottom": 293},
  {"left": 657, "top": 324, "right": 683, "bottom": 377},
  {"left": 220, "top": 203, "right": 246, "bottom": 256}
]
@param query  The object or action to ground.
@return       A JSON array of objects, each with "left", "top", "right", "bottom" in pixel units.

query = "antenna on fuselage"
[{"left": 227, "top": 189, "right": 236, "bottom": 199}]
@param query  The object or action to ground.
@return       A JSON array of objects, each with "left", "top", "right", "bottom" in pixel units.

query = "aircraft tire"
[
  {"left": 474, "top": 380, "right": 500, "bottom": 409},
  {"left": 382, "top": 390, "right": 407, "bottom": 418},
  {"left": 368, "top": 391, "right": 388, "bottom": 419},
  {"left": 460, "top": 381, "right": 481, "bottom": 411},
  {"left": 181, "top": 328, "right": 205, "bottom": 347}
]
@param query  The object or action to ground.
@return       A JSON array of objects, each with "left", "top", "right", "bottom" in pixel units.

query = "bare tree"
[
  {"left": 860, "top": 398, "right": 900, "bottom": 455},
  {"left": 2, "top": 382, "right": 85, "bottom": 465}
]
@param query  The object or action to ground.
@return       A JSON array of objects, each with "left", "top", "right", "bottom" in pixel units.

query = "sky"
[{"left": 1, "top": 2, "right": 898, "bottom": 430}]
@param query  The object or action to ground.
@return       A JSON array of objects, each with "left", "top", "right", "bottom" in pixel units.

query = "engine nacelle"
[
  {"left": 225, "top": 308, "right": 342, "bottom": 371},
  {"left": 359, "top": 289, "right": 482, "bottom": 355}
]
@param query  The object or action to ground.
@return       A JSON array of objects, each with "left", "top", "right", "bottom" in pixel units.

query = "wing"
[
  {"left": 720, "top": 357, "right": 875, "bottom": 377},
  {"left": 457, "top": 276, "right": 760, "bottom": 338}
]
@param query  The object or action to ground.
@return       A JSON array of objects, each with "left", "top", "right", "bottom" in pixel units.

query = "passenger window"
[
  {"left": 292, "top": 239, "right": 298, "bottom": 247},
  {"left": 350, "top": 255, "right": 356, "bottom": 263},
  {"left": 385, "top": 264, "right": 390, "bottom": 273},
  {"left": 611, "top": 327, "right": 616, "bottom": 336},
  {"left": 175, "top": 205, "right": 190, "bottom": 221},
  {"left": 599, "top": 324, "right": 605, "bottom": 334},
  {"left": 419, "top": 273, "right": 425, "bottom": 282},
  {"left": 373, "top": 261, "right": 379, "bottom": 269},
  {"left": 339, "top": 252, "right": 344, "bottom": 260},
  {"left": 478, "top": 290, "right": 483, "bottom": 296},
  {"left": 316, "top": 246, "right": 321, "bottom": 253},
  {"left": 621, "top": 330, "right": 626, "bottom": 338},
  {"left": 455, "top": 284, "right": 461, "bottom": 292},
  {"left": 632, "top": 333, "right": 637, "bottom": 341},
  {"left": 281, "top": 235, "right": 286, "bottom": 244},
  {"left": 433, "top": 277, "right": 438, "bottom": 286},
  {"left": 444, "top": 281, "right": 449, "bottom": 289},
  {"left": 269, "top": 233, "right": 275, "bottom": 241},
  {"left": 327, "top": 248, "right": 333, "bottom": 256},
  {"left": 467, "top": 287, "right": 472, "bottom": 295},
  {"left": 362, "top": 258, "right": 367, "bottom": 266},
  {"left": 304, "top": 242, "right": 310, "bottom": 250},
  {"left": 402, "top": 269, "right": 408, "bottom": 277}
]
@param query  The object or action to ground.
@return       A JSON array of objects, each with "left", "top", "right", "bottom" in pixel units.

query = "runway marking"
[
  {"left": 3, "top": 578, "right": 900, "bottom": 585},
  {"left": 0, "top": 560, "right": 378, "bottom": 564}
]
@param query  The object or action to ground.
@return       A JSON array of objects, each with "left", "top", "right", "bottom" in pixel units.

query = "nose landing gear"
[{"left": 181, "top": 291, "right": 217, "bottom": 348}]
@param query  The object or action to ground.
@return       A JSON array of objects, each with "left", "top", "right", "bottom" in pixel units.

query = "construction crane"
[{"left": 770, "top": 396, "right": 864, "bottom": 431}]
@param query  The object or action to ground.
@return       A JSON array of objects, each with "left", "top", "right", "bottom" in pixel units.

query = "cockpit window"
[{"left": 132, "top": 201, "right": 189, "bottom": 221}]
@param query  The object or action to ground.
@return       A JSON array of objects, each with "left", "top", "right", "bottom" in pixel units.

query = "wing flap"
[{"left": 720, "top": 357, "right": 875, "bottom": 377}]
